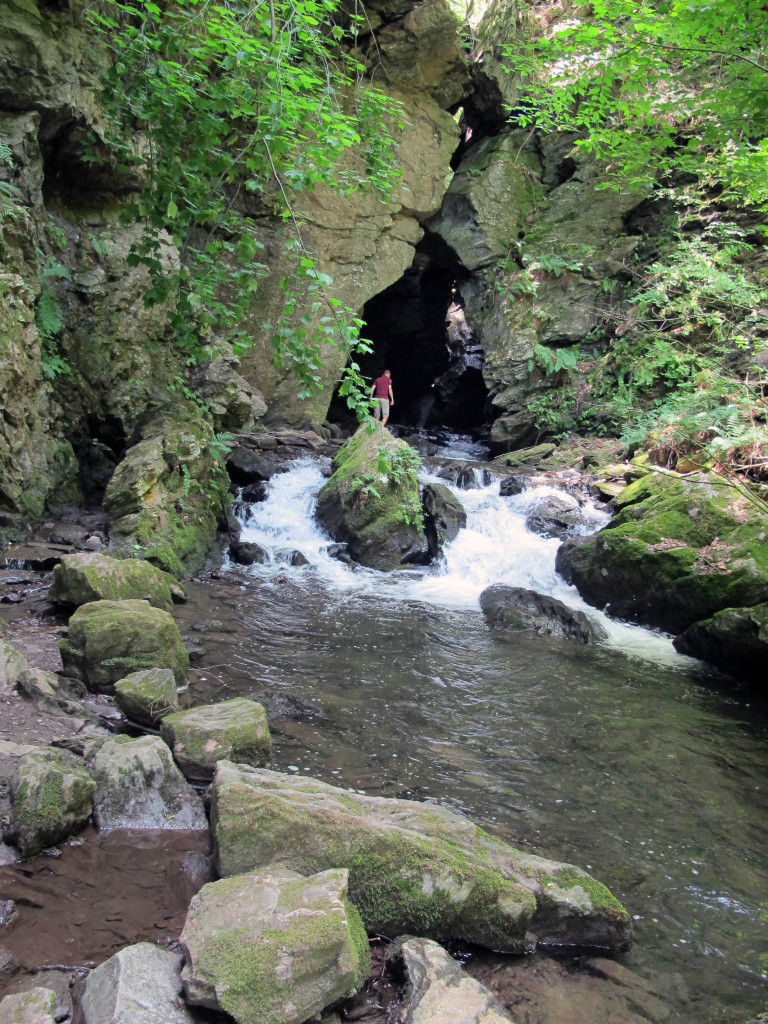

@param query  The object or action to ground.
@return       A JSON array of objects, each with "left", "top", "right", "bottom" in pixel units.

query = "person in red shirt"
[{"left": 370, "top": 369, "right": 394, "bottom": 426}]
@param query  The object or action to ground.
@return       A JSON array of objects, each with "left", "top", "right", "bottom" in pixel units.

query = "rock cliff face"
[
  {"left": 0, "top": 0, "right": 656, "bottom": 562},
  {"left": 0, "top": 0, "right": 469, "bottom": 552}
]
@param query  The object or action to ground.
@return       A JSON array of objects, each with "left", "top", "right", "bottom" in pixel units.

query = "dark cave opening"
[{"left": 327, "top": 231, "right": 489, "bottom": 434}]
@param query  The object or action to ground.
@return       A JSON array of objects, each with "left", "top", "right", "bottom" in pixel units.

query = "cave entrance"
[{"left": 327, "top": 231, "right": 488, "bottom": 434}]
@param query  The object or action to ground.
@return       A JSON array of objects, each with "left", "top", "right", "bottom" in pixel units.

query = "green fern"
[{"left": 0, "top": 139, "right": 23, "bottom": 221}]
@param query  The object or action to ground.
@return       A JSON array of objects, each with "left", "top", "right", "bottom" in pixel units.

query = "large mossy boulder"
[
  {"left": 90, "top": 736, "right": 207, "bottom": 832},
  {"left": 556, "top": 473, "right": 768, "bottom": 634},
  {"left": 6, "top": 748, "right": 96, "bottom": 858},
  {"left": 315, "top": 425, "right": 428, "bottom": 570},
  {"left": 114, "top": 668, "right": 180, "bottom": 728},
  {"left": 388, "top": 937, "right": 513, "bottom": 1024},
  {"left": 77, "top": 943, "right": 195, "bottom": 1024},
  {"left": 160, "top": 698, "right": 272, "bottom": 782},
  {"left": 180, "top": 867, "right": 370, "bottom": 1024},
  {"left": 59, "top": 599, "right": 189, "bottom": 693},
  {"left": 211, "top": 763, "right": 632, "bottom": 954},
  {"left": 49, "top": 553, "right": 182, "bottom": 612},
  {"left": 480, "top": 585, "right": 607, "bottom": 644},
  {"left": 673, "top": 602, "right": 768, "bottom": 684}
]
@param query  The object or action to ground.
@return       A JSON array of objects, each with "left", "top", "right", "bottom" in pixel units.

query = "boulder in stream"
[
  {"left": 90, "top": 736, "right": 207, "bottom": 832},
  {"left": 77, "top": 942, "right": 195, "bottom": 1024},
  {"left": 422, "top": 482, "right": 467, "bottom": 559},
  {"left": 229, "top": 540, "right": 269, "bottom": 566},
  {"left": 114, "top": 668, "right": 180, "bottom": 728},
  {"left": 6, "top": 747, "right": 96, "bottom": 858},
  {"left": 555, "top": 472, "right": 768, "bottom": 635},
  {"left": 49, "top": 552, "right": 184, "bottom": 612},
  {"left": 387, "top": 937, "right": 513, "bottom": 1024},
  {"left": 315, "top": 425, "right": 428, "bottom": 570},
  {"left": 180, "top": 866, "right": 370, "bottom": 1024},
  {"left": 160, "top": 698, "right": 272, "bottom": 782},
  {"left": 479, "top": 586, "right": 608, "bottom": 644},
  {"left": 0, "top": 988, "right": 57, "bottom": 1024},
  {"left": 673, "top": 601, "right": 768, "bottom": 684},
  {"left": 524, "top": 493, "right": 586, "bottom": 539},
  {"left": 211, "top": 763, "right": 632, "bottom": 954},
  {"left": 59, "top": 599, "right": 189, "bottom": 693}
]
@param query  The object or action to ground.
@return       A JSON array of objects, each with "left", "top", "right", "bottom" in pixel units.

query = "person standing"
[{"left": 371, "top": 369, "right": 394, "bottom": 426}]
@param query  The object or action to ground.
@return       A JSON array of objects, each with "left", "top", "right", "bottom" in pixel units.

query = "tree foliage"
[
  {"left": 505, "top": 0, "right": 768, "bottom": 205},
  {"left": 88, "top": 0, "right": 403, "bottom": 416},
  {"left": 501, "top": 0, "right": 768, "bottom": 479}
]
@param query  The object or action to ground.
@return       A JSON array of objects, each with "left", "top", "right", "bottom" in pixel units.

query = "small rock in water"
[
  {"left": 0, "top": 902, "right": 16, "bottom": 928},
  {"left": 84, "top": 536, "right": 102, "bottom": 551}
]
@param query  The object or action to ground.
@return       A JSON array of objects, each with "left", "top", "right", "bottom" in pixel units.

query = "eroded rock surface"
[
  {"left": 556, "top": 473, "right": 768, "bottom": 635},
  {"left": 49, "top": 553, "right": 181, "bottom": 612},
  {"left": 0, "top": 987, "right": 57, "bottom": 1024},
  {"left": 316, "top": 425, "right": 428, "bottom": 569},
  {"left": 673, "top": 602, "right": 768, "bottom": 684},
  {"left": 114, "top": 668, "right": 180, "bottom": 728}
]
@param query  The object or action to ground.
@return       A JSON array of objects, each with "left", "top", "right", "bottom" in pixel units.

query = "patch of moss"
[{"left": 540, "top": 867, "right": 628, "bottom": 918}]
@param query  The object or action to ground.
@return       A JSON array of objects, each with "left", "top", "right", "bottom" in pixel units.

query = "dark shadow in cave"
[{"left": 327, "top": 230, "right": 489, "bottom": 434}]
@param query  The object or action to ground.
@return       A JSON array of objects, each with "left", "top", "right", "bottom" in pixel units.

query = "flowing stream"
[{"left": 168, "top": 445, "right": 768, "bottom": 1024}]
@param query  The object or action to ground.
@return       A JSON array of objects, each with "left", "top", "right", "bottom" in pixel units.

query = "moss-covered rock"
[
  {"left": 90, "top": 735, "right": 207, "bottom": 832},
  {"left": 6, "top": 748, "right": 96, "bottom": 858},
  {"left": 673, "top": 602, "right": 768, "bottom": 684},
  {"left": 180, "top": 867, "right": 370, "bottom": 1024},
  {"left": 49, "top": 552, "right": 183, "bottom": 611},
  {"left": 315, "top": 425, "right": 428, "bottom": 570},
  {"left": 114, "top": 668, "right": 179, "bottom": 728},
  {"left": 104, "top": 409, "right": 230, "bottom": 578},
  {"left": 211, "top": 763, "right": 632, "bottom": 954},
  {"left": 556, "top": 473, "right": 768, "bottom": 634},
  {"left": 59, "top": 599, "right": 189, "bottom": 693},
  {"left": 160, "top": 698, "right": 271, "bottom": 782}
]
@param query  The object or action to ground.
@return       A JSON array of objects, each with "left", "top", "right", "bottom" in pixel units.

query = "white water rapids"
[{"left": 231, "top": 457, "right": 692, "bottom": 668}]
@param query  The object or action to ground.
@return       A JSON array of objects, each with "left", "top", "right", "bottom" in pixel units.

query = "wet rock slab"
[{"left": 465, "top": 954, "right": 687, "bottom": 1024}]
